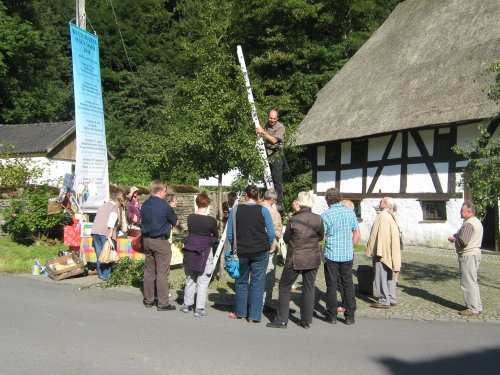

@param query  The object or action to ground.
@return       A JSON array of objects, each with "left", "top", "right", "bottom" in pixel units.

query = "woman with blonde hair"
[
  {"left": 267, "top": 192, "right": 324, "bottom": 329},
  {"left": 91, "top": 192, "right": 127, "bottom": 280}
]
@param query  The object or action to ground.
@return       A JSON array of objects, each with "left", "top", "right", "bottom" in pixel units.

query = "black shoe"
[
  {"left": 345, "top": 318, "right": 355, "bottom": 325},
  {"left": 157, "top": 304, "right": 176, "bottom": 311},
  {"left": 143, "top": 300, "right": 154, "bottom": 308},
  {"left": 325, "top": 313, "right": 337, "bottom": 324},
  {"left": 266, "top": 321, "right": 287, "bottom": 329},
  {"left": 300, "top": 321, "right": 310, "bottom": 329}
]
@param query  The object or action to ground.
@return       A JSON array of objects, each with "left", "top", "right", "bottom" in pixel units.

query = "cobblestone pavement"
[{"left": 206, "top": 247, "right": 500, "bottom": 323}]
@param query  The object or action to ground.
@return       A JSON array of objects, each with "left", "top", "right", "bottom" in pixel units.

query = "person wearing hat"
[{"left": 127, "top": 186, "right": 142, "bottom": 233}]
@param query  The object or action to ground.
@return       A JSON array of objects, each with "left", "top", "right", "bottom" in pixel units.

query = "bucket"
[{"left": 31, "top": 264, "right": 41, "bottom": 276}]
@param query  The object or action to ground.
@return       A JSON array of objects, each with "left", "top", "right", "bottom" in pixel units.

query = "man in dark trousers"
[
  {"left": 256, "top": 109, "right": 285, "bottom": 210},
  {"left": 141, "top": 180, "right": 178, "bottom": 311}
]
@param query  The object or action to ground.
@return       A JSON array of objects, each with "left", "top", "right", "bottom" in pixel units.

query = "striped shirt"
[
  {"left": 322, "top": 203, "right": 359, "bottom": 262},
  {"left": 455, "top": 223, "right": 474, "bottom": 249}
]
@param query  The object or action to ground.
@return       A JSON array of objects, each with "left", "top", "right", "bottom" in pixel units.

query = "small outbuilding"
[{"left": 0, "top": 121, "right": 76, "bottom": 186}]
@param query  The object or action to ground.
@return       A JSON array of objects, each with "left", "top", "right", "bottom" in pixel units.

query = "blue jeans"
[
  {"left": 234, "top": 251, "right": 269, "bottom": 322},
  {"left": 92, "top": 234, "right": 112, "bottom": 280}
]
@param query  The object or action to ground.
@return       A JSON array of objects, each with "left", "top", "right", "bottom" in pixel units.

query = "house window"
[
  {"left": 351, "top": 139, "right": 368, "bottom": 164},
  {"left": 342, "top": 199, "right": 362, "bottom": 219},
  {"left": 421, "top": 201, "right": 447, "bottom": 220},
  {"left": 353, "top": 200, "right": 362, "bottom": 219}
]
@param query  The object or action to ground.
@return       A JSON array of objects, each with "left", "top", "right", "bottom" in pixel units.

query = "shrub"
[
  {"left": 106, "top": 258, "right": 145, "bottom": 288},
  {"left": 1, "top": 185, "right": 70, "bottom": 245}
]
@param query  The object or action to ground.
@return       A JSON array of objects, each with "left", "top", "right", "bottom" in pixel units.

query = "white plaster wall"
[
  {"left": 371, "top": 165, "right": 401, "bottom": 193},
  {"left": 388, "top": 133, "right": 402, "bottom": 159},
  {"left": 1, "top": 157, "right": 72, "bottom": 186},
  {"left": 455, "top": 172, "right": 465, "bottom": 192},
  {"left": 311, "top": 192, "right": 329, "bottom": 215},
  {"left": 406, "top": 164, "right": 435, "bottom": 193},
  {"left": 368, "top": 135, "right": 390, "bottom": 161},
  {"left": 316, "top": 171, "right": 335, "bottom": 193},
  {"left": 317, "top": 146, "right": 325, "bottom": 166},
  {"left": 435, "top": 162, "right": 449, "bottom": 192},
  {"left": 30, "top": 157, "right": 73, "bottom": 186},
  {"left": 313, "top": 196, "right": 465, "bottom": 249},
  {"left": 341, "top": 142, "right": 351, "bottom": 164},
  {"left": 456, "top": 122, "right": 483, "bottom": 147},
  {"left": 407, "top": 134, "right": 420, "bottom": 157},
  {"left": 340, "top": 169, "right": 363, "bottom": 193},
  {"left": 419, "top": 129, "right": 434, "bottom": 155},
  {"left": 366, "top": 167, "right": 377, "bottom": 192},
  {"left": 408, "top": 129, "right": 434, "bottom": 157},
  {"left": 358, "top": 198, "right": 465, "bottom": 249}
]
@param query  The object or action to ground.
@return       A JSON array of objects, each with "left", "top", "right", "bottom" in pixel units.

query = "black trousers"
[
  {"left": 269, "top": 156, "right": 284, "bottom": 206},
  {"left": 324, "top": 259, "right": 356, "bottom": 319},
  {"left": 275, "top": 266, "right": 318, "bottom": 325}
]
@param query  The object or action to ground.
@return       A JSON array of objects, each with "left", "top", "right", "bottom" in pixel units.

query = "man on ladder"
[{"left": 255, "top": 109, "right": 285, "bottom": 211}]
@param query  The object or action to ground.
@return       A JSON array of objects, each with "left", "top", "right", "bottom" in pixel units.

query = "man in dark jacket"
[
  {"left": 141, "top": 180, "right": 178, "bottom": 311},
  {"left": 267, "top": 192, "right": 324, "bottom": 329}
]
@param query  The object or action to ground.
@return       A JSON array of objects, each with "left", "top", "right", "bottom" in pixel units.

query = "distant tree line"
[{"left": 0, "top": 0, "right": 398, "bottom": 203}]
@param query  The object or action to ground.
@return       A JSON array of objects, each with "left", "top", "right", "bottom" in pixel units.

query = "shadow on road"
[{"left": 378, "top": 347, "right": 500, "bottom": 375}]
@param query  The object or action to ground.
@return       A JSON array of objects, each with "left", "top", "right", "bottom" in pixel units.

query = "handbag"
[
  {"left": 98, "top": 238, "right": 119, "bottom": 263},
  {"left": 131, "top": 233, "right": 144, "bottom": 253},
  {"left": 224, "top": 205, "right": 240, "bottom": 279}
]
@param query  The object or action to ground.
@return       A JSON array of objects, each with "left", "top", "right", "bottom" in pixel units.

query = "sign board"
[{"left": 70, "top": 23, "right": 109, "bottom": 212}]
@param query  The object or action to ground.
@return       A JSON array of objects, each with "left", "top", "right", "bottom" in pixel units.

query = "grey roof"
[
  {"left": 296, "top": 0, "right": 500, "bottom": 146},
  {"left": 0, "top": 121, "right": 75, "bottom": 154}
]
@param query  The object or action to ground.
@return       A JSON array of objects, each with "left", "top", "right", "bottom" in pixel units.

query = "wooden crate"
[
  {"left": 46, "top": 253, "right": 84, "bottom": 277},
  {"left": 48, "top": 267, "right": 85, "bottom": 281}
]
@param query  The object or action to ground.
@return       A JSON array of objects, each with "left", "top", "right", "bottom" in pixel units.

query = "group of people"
[
  {"left": 89, "top": 107, "right": 484, "bottom": 322},
  {"left": 89, "top": 179, "right": 485, "bottom": 325}
]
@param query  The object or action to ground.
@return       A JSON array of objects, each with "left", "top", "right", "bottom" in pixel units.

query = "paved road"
[{"left": 1, "top": 273, "right": 499, "bottom": 375}]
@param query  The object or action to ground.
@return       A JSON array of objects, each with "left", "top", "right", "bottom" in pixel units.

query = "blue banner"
[{"left": 70, "top": 23, "right": 109, "bottom": 212}]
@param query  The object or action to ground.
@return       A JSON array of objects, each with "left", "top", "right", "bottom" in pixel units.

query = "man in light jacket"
[
  {"left": 366, "top": 197, "right": 401, "bottom": 309},
  {"left": 448, "top": 202, "right": 483, "bottom": 316}
]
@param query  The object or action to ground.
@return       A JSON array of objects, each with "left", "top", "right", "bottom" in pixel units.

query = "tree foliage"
[
  {"left": 453, "top": 127, "right": 500, "bottom": 219},
  {"left": 0, "top": 0, "right": 399, "bottom": 192}
]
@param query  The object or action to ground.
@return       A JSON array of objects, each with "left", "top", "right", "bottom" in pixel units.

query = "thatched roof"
[
  {"left": 296, "top": 0, "right": 499, "bottom": 146},
  {"left": 0, "top": 121, "right": 75, "bottom": 155}
]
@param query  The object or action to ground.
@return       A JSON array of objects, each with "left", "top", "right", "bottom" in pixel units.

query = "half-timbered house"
[{"left": 296, "top": 0, "right": 499, "bottom": 250}]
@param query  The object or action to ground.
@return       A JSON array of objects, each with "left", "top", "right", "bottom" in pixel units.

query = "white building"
[
  {"left": 296, "top": 0, "right": 499, "bottom": 250},
  {"left": 0, "top": 121, "right": 76, "bottom": 186}
]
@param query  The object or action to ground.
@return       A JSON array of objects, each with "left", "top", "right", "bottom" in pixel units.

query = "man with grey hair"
[
  {"left": 260, "top": 188, "right": 283, "bottom": 310},
  {"left": 448, "top": 202, "right": 484, "bottom": 316},
  {"left": 366, "top": 197, "right": 401, "bottom": 309}
]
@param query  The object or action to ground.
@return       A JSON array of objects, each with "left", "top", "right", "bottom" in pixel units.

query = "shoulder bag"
[{"left": 224, "top": 205, "right": 240, "bottom": 279}]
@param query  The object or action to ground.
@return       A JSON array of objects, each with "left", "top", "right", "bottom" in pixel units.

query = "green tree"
[
  {"left": 0, "top": 1, "right": 73, "bottom": 123},
  {"left": 452, "top": 127, "right": 500, "bottom": 219}
]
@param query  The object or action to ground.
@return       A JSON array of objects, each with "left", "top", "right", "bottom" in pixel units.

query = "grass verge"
[{"left": 0, "top": 236, "right": 67, "bottom": 273}]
